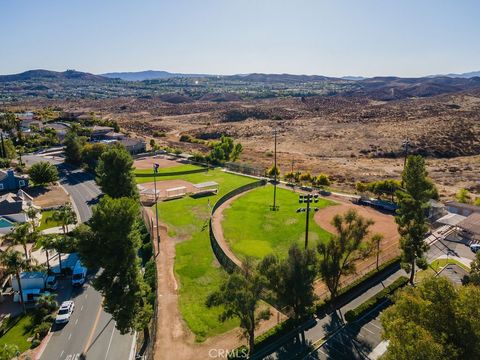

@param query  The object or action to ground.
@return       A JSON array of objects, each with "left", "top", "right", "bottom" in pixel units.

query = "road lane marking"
[
  {"left": 80, "top": 305, "right": 84, "bottom": 311},
  {"left": 104, "top": 325, "right": 115, "bottom": 360},
  {"left": 82, "top": 302, "right": 103, "bottom": 355},
  {"left": 75, "top": 318, "right": 78, "bottom": 325},
  {"left": 60, "top": 350, "right": 64, "bottom": 357},
  {"left": 68, "top": 333, "right": 72, "bottom": 340},
  {"left": 85, "top": 294, "right": 88, "bottom": 299}
]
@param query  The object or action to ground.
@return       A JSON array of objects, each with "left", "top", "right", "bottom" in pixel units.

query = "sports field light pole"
[
  {"left": 270, "top": 128, "right": 279, "bottom": 211},
  {"left": 297, "top": 194, "right": 319, "bottom": 249},
  {"left": 153, "top": 163, "right": 160, "bottom": 253}
]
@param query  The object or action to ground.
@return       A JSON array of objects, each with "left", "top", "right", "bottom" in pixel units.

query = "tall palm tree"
[
  {"left": 1, "top": 249, "right": 29, "bottom": 314},
  {"left": 47, "top": 204, "right": 77, "bottom": 235},
  {"left": 26, "top": 206, "right": 39, "bottom": 232},
  {"left": 8, "top": 223, "right": 30, "bottom": 261},
  {"left": 35, "top": 234, "right": 56, "bottom": 273}
]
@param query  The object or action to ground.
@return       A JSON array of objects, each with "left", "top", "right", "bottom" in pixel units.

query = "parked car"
[
  {"left": 470, "top": 244, "right": 480, "bottom": 253},
  {"left": 72, "top": 261, "right": 87, "bottom": 286},
  {"left": 55, "top": 301, "right": 74, "bottom": 324},
  {"left": 46, "top": 275, "right": 58, "bottom": 291}
]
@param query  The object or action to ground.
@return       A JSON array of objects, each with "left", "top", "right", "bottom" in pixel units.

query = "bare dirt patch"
[
  {"left": 134, "top": 155, "right": 182, "bottom": 170},
  {"left": 27, "top": 185, "right": 69, "bottom": 208}
]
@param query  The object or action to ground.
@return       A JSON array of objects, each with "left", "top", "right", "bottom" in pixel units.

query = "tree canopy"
[
  {"left": 64, "top": 130, "right": 85, "bottom": 165},
  {"left": 206, "top": 260, "right": 270, "bottom": 354},
  {"left": 28, "top": 161, "right": 59, "bottom": 185},
  {"left": 395, "top": 155, "right": 433, "bottom": 284},
  {"left": 381, "top": 277, "right": 480, "bottom": 360},
  {"left": 96, "top": 145, "right": 138, "bottom": 199},
  {"left": 206, "top": 136, "right": 243, "bottom": 164},
  {"left": 259, "top": 244, "right": 317, "bottom": 321},
  {"left": 317, "top": 209, "right": 374, "bottom": 301},
  {"left": 76, "top": 196, "right": 151, "bottom": 334}
]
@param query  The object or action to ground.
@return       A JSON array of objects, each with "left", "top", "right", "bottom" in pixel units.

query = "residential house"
[
  {"left": 0, "top": 170, "right": 29, "bottom": 192},
  {"left": 117, "top": 138, "right": 146, "bottom": 155},
  {"left": 445, "top": 201, "right": 480, "bottom": 217},
  {"left": 89, "top": 125, "right": 114, "bottom": 139},
  {"left": 0, "top": 190, "right": 37, "bottom": 234}
]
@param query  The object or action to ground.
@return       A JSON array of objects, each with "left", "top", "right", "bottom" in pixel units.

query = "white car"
[
  {"left": 55, "top": 301, "right": 74, "bottom": 324},
  {"left": 470, "top": 244, "right": 480, "bottom": 253}
]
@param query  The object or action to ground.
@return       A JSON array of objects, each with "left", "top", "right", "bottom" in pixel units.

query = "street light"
[
  {"left": 270, "top": 128, "right": 279, "bottom": 211},
  {"left": 296, "top": 193, "right": 319, "bottom": 249}
]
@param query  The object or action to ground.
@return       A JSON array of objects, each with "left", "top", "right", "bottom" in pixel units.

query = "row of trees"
[
  {"left": 273, "top": 169, "right": 331, "bottom": 187},
  {"left": 207, "top": 209, "right": 380, "bottom": 354}
]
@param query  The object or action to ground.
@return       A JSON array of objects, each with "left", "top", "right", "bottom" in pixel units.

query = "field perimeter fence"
[{"left": 209, "top": 179, "right": 267, "bottom": 273}]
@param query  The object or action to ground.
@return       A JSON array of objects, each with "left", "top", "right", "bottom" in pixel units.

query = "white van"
[{"left": 72, "top": 261, "right": 87, "bottom": 286}]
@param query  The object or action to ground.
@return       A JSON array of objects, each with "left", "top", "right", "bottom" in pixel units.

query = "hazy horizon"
[{"left": 1, "top": 0, "right": 479, "bottom": 77}]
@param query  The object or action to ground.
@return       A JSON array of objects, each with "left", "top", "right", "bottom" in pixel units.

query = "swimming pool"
[{"left": 0, "top": 217, "right": 14, "bottom": 228}]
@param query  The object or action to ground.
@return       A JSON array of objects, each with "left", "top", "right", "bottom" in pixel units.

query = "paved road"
[
  {"left": 40, "top": 276, "right": 134, "bottom": 360},
  {"left": 23, "top": 154, "right": 134, "bottom": 360},
  {"left": 23, "top": 155, "right": 101, "bottom": 222}
]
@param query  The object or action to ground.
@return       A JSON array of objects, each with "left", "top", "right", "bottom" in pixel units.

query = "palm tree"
[
  {"left": 8, "top": 222, "right": 30, "bottom": 261},
  {"left": 1, "top": 249, "right": 29, "bottom": 314},
  {"left": 47, "top": 204, "right": 77, "bottom": 236},
  {"left": 35, "top": 234, "right": 56, "bottom": 273},
  {"left": 26, "top": 206, "right": 39, "bottom": 232}
]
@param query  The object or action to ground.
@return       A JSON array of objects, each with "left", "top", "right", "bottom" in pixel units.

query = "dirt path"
[{"left": 144, "top": 207, "right": 280, "bottom": 360}]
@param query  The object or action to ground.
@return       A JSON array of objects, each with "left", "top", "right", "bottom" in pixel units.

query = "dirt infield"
[
  {"left": 138, "top": 179, "right": 197, "bottom": 199},
  {"left": 313, "top": 198, "right": 401, "bottom": 298},
  {"left": 314, "top": 201, "right": 400, "bottom": 250},
  {"left": 134, "top": 155, "right": 182, "bottom": 170}
]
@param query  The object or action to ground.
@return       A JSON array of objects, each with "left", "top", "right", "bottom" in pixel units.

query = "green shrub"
[
  {"left": 153, "top": 130, "right": 166, "bottom": 138},
  {"left": 344, "top": 276, "right": 409, "bottom": 323},
  {"left": 33, "top": 322, "right": 51, "bottom": 339},
  {"left": 31, "top": 339, "right": 42, "bottom": 348}
]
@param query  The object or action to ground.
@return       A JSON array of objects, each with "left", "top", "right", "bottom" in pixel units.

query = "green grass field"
[
  {"left": 0, "top": 313, "right": 35, "bottom": 352},
  {"left": 149, "top": 168, "right": 256, "bottom": 341},
  {"left": 134, "top": 164, "right": 205, "bottom": 183},
  {"left": 37, "top": 210, "right": 62, "bottom": 231},
  {"left": 222, "top": 186, "right": 334, "bottom": 260}
]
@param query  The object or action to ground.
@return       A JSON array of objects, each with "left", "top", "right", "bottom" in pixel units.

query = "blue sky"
[{"left": 1, "top": 0, "right": 479, "bottom": 77}]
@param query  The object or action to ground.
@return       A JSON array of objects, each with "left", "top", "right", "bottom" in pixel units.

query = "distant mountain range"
[
  {"left": 2, "top": 68, "right": 479, "bottom": 83},
  {"left": 1, "top": 69, "right": 480, "bottom": 102},
  {"left": 0, "top": 69, "right": 108, "bottom": 83}
]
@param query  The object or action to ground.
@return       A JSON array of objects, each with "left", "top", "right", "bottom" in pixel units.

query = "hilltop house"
[
  {"left": 117, "top": 138, "right": 146, "bottom": 155},
  {"left": 0, "top": 170, "right": 29, "bottom": 192}
]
